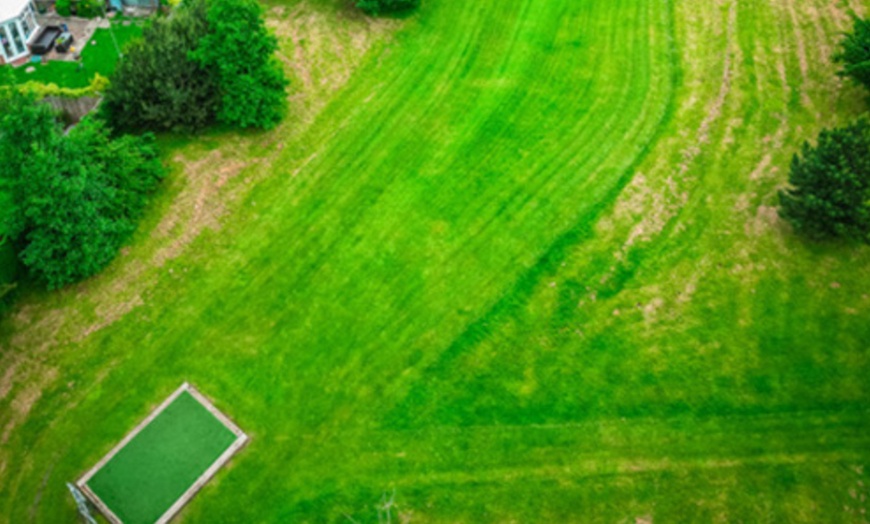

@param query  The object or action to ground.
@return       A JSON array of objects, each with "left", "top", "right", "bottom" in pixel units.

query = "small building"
[{"left": 0, "top": 0, "right": 40, "bottom": 64}]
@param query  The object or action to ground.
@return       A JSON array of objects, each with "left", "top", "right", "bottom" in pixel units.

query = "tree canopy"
[
  {"left": 192, "top": 0, "right": 287, "bottom": 129},
  {"left": 0, "top": 94, "right": 165, "bottom": 288},
  {"left": 836, "top": 15, "right": 870, "bottom": 92},
  {"left": 102, "top": 0, "right": 287, "bottom": 133},
  {"left": 779, "top": 119, "right": 870, "bottom": 243},
  {"left": 101, "top": 0, "right": 218, "bottom": 133}
]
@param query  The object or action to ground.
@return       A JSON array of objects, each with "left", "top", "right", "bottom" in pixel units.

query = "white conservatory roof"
[{"left": 0, "top": 0, "right": 31, "bottom": 23}]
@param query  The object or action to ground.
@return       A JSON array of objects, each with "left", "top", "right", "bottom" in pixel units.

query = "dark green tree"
[
  {"left": 191, "top": 0, "right": 288, "bottom": 129},
  {"left": 836, "top": 15, "right": 870, "bottom": 91},
  {"left": 55, "top": 0, "right": 72, "bottom": 16},
  {"left": 779, "top": 119, "right": 870, "bottom": 242},
  {"left": 75, "top": 0, "right": 105, "bottom": 18},
  {"left": 356, "top": 0, "right": 419, "bottom": 16},
  {"left": 0, "top": 94, "right": 165, "bottom": 289},
  {"left": 101, "top": 0, "right": 218, "bottom": 133}
]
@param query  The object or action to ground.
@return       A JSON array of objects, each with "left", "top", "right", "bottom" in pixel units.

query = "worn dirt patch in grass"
[
  {"left": 153, "top": 151, "right": 248, "bottom": 268},
  {"left": 267, "top": 3, "right": 402, "bottom": 120},
  {"left": 1, "top": 367, "right": 58, "bottom": 445},
  {"left": 0, "top": 364, "right": 17, "bottom": 401},
  {"left": 597, "top": 1, "right": 738, "bottom": 254}
]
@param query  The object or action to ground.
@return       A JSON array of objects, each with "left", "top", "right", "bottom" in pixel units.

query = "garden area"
[{"left": 0, "top": 21, "right": 142, "bottom": 89}]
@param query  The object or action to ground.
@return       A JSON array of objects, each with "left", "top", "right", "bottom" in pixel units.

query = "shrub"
[
  {"left": 356, "top": 0, "right": 419, "bottom": 16},
  {"left": 55, "top": 0, "right": 72, "bottom": 16},
  {"left": 55, "top": 0, "right": 103, "bottom": 18},
  {"left": 76, "top": 0, "right": 105, "bottom": 18},
  {"left": 103, "top": 0, "right": 287, "bottom": 132},
  {"left": 191, "top": 0, "right": 288, "bottom": 129},
  {"left": 14, "top": 74, "right": 109, "bottom": 99},
  {"left": 836, "top": 16, "right": 870, "bottom": 92},
  {"left": 101, "top": 0, "right": 218, "bottom": 132},
  {"left": 779, "top": 119, "right": 870, "bottom": 242}
]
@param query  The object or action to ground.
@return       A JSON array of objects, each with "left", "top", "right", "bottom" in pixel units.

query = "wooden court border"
[{"left": 77, "top": 382, "right": 249, "bottom": 524}]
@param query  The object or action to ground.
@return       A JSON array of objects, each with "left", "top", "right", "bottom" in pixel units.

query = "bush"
[
  {"left": 0, "top": 190, "right": 19, "bottom": 301},
  {"left": 779, "top": 119, "right": 870, "bottom": 242},
  {"left": 191, "top": 0, "right": 288, "bottom": 129},
  {"left": 356, "top": 0, "right": 419, "bottom": 16},
  {"left": 55, "top": 0, "right": 102, "bottom": 17},
  {"left": 0, "top": 93, "right": 166, "bottom": 288},
  {"left": 55, "top": 0, "right": 72, "bottom": 16},
  {"left": 102, "top": 0, "right": 218, "bottom": 132},
  {"left": 76, "top": 0, "right": 105, "bottom": 18},
  {"left": 16, "top": 74, "right": 109, "bottom": 99},
  {"left": 836, "top": 16, "right": 870, "bottom": 92},
  {"left": 0, "top": 236, "right": 18, "bottom": 303},
  {"left": 103, "top": 0, "right": 287, "bottom": 132}
]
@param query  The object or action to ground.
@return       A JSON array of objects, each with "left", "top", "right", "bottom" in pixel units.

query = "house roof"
[{"left": 0, "top": 0, "right": 31, "bottom": 23}]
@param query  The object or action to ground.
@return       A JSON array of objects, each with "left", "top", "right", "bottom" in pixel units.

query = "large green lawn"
[{"left": 2, "top": 0, "right": 870, "bottom": 522}]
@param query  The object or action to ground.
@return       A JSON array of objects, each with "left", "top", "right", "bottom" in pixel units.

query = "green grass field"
[
  {"left": 83, "top": 388, "right": 239, "bottom": 524},
  {"left": 2, "top": 0, "right": 870, "bottom": 522},
  {"left": 0, "top": 23, "right": 142, "bottom": 89}
]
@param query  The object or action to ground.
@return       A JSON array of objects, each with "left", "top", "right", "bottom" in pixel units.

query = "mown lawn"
[
  {"left": 1, "top": 0, "right": 869, "bottom": 522},
  {"left": 0, "top": 22, "right": 142, "bottom": 89}
]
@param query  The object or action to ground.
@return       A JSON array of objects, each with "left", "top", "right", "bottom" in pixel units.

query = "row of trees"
[
  {"left": 779, "top": 16, "right": 870, "bottom": 243},
  {"left": 102, "top": 0, "right": 288, "bottom": 133}
]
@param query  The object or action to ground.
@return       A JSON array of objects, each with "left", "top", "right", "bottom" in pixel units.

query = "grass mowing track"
[
  {"left": 85, "top": 391, "right": 237, "bottom": 524},
  {"left": 1, "top": 0, "right": 870, "bottom": 522}
]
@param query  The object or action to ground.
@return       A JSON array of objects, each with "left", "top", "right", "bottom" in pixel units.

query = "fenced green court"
[{"left": 78, "top": 384, "right": 247, "bottom": 524}]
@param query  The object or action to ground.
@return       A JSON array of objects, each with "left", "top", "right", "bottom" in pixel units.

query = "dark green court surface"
[{"left": 79, "top": 385, "right": 246, "bottom": 524}]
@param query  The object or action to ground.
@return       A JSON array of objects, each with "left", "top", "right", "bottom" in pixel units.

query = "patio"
[{"left": 32, "top": 12, "right": 111, "bottom": 63}]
